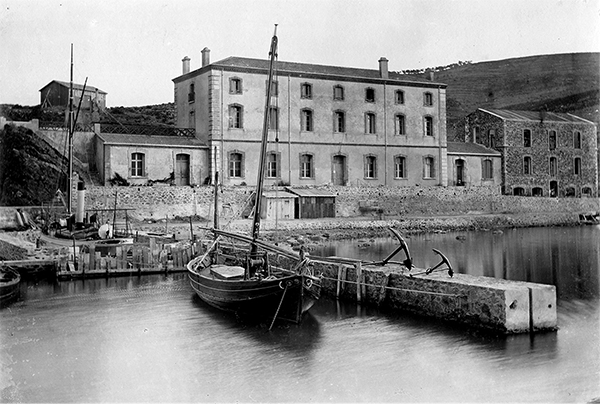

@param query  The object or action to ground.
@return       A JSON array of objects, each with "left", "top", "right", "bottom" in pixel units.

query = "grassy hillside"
[{"left": 429, "top": 53, "right": 599, "bottom": 139}]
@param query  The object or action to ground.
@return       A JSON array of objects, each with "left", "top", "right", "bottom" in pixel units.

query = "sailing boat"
[{"left": 187, "top": 26, "right": 322, "bottom": 325}]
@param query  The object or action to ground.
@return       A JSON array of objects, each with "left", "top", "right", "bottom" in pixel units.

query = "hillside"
[
  {"left": 428, "top": 53, "right": 599, "bottom": 140},
  {"left": 0, "top": 124, "right": 68, "bottom": 206}
]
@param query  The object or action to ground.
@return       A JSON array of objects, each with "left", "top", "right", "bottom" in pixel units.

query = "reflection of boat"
[
  {"left": 0, "top": 267, "right": 21, "bottom": 306},
  {"left": 188, "top": 26, "right": 322, "bottom": 326}
]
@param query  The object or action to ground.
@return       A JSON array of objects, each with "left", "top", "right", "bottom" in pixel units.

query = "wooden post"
[
  {"left": 356, "top": 262, "right": 362, "bottom": 303},
  {"left": 189, "top": 216, "right": 194, "bottom": 240},
  {"left": 336, "top": 264, "right": 344, "bottom": 299}
]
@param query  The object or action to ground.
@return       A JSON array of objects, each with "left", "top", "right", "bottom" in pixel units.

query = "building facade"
[
  {"left": 95, "top": 133, "right": 208, "bottom": 186},
  {"left": 40, "top": 80, "right": 107, "bottom": 111},
  {"left": 464, "top": 109, "right": 598, "bottom": 197},
  {"left": 172, "top": 49, "right": 448, "bottom": 187},
  {"left": 446, "top": 142, "right": 502, "bottom": 187}
]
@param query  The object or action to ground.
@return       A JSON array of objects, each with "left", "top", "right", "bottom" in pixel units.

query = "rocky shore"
[{"left": 141, "top": 211, "right": 585, "bottom": 244}]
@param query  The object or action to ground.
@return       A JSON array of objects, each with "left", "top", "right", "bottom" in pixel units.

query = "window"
[
  {"left": 549, "top": 130, "right": 557, "bottom": 150},
  {"left": 395, "top": 90, "right": 405, "bottom": 104},
  {"left": 582, "top": 187, "right": 592, "bottom": 197},
  {"left": 395, "top": 114, "right": 405, "bottom": 135},
  {"left": 424, "top": 116, "right": 433, "bottom": 136},
  {"left": 131, "top": 153, "right": 145, "bottom": 177},
  {"left": 488, "top": 129, "right": 496, "bottom": 148},
  {"left": 513, "top": 187, "right": 525, "bottom": 196},
  {"left": 424, "top": 92, "right": 433, "bottom": 106},
  {"left": 523, "top": 129, "right": 531, "bottom": 147},
  {"left": 333, "top": 85, "right": 344, "bottom": 101},
  {"left": 301, "top": 109, "right": 313, "bottom": 132},
  {"left": 229, "top": 152, "right": 244, "bottom": 178},
  {"left": 301, "top": 83, "right": 312, "bottom": 99},
  {"left": 532, "top": 187, "right": 544, "bottom": 197},
  {"left": 472, "top": 126, "right": 480, "bottom": 142},
  {"left": 394, "top": 155, "right": 406, "bottom": 179},
  {"left": 188, "top": 110, "right": 195, "bottom": 129},
  {"left": 574, "top": 131, "right": 581, "bottom": 149},
  {"left": 334, "top": 111, "right": 345, "bottom": 133},
  {"left": 365, "top": 112, "right": 376, "bottom": 134},
  {"left": 364, "top": 155, "right": 377, "bottom": 179},
  {"left": 188, "top": 83, "right": 195, "bottom": 103},
  {"left": 365, "top": 88, "right": 375, "bottom": 103},
  {"left": 523, "top": 156, "right": 532, "bottom": 175},
  {"left": 229, "top": 77, "right": 242, "bottom": 94},
  {"left": 482, "top": 159, "right": 493, "bottom": 179},
  {"left": 266, "top": 80, "right": 278, "bottom": 96},
  {"left": 574, "top": 157, "right": 581, "bottom": 175},
  {"left": 424, "top": 156, "right": 435, "bottom": 179},
  {"left": 299, "top": 154, "right": 314, "bottom": 179},
  {"left": 549, "top": 157, "right": 557, "bottom": 176},
  {"left": 266, "top": 152, "right": 280, "bottom": 178},
  {"left": 268, "top": 106, "right": 279, "bottom": 130},
  {"left": 229, "top": 105, "right": 243, "bottom": 128}
]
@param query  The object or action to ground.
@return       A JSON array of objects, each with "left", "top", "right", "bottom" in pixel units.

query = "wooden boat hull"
[
  {"left": 188, "top": 265, "right": 321, "bottom": 324},
  {"left": 0, "top": 268, "right": 21, "bottom": 306}
]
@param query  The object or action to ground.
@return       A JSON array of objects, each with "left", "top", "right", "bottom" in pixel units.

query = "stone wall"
[{"left": 81, "top": 184, "right": 600, "bottom": 221}]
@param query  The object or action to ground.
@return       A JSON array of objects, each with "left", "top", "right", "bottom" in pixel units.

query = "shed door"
[
  {"left": 175, "top": 154, "right": 190, "bottom": 186},
  {"left": 456, "top": 159, "right": 465, "bottom": 186},
  {"left": 332, "top": 155, "right": 346, "bottom": 186}
]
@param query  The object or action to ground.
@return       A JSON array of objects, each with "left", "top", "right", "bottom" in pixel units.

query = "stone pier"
[{"left": 309, "top": 258, "right": 557, "bottom": 334}]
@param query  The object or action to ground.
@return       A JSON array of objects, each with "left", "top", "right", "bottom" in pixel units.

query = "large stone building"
[
  {"left": 172, "top": 49, "right": 449, "bottom": 187},
  {"left": 464, "top": 109, "right": 598, "bottom": 197}
]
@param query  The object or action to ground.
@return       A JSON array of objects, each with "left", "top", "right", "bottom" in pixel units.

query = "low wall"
[{"left": 81, "top": 185, "right": 600, "bottom": 221}]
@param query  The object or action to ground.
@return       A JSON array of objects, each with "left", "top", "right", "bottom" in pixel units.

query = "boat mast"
[
  {"left": 67, "top": 44, "right": 75, "bottom": 215},
  {"left": 251, "top": 25, "right": 278, "bottom": 247}
]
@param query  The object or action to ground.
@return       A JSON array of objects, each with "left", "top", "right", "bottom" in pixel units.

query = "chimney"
[
  {"left": 428, "top": 71, "right": 435, "bottom": 81},
  {"left": 378, "top": 57, "right": 389, "bottom": 79},
  {"left": 201, "top": 47, "right": 210, "bottom": 67},
  {"left": 182, "top": 56, "right": 190, "bottom": 75}
]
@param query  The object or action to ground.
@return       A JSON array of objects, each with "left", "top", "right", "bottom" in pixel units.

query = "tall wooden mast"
[{"left": 251, "top": 25, "right": 278, "bottom": 248}]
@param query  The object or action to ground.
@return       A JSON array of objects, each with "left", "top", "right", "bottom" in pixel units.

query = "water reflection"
[{"left": 313, "top": 226, "right": 600, "bottom": 301}]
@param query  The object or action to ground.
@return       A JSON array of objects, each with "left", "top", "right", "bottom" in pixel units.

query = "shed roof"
[
  {"left": 175, "top": 56, "right": 445, "bottom": 88},
  {"left": 40, "top": 80, "right": 107, "bottom": 94},
  {"left": 262, "top": 191, "right": 298, "bottom": 199},
  {"left": 447, "top": 142, "right": 501, "bottom": 156},
  {"left": 97, "top": 133, "right": 206, "bottom": 148},
  {"left": 478, "top": 109, "right": 594, "bottom": 124},
  {"left": 286, "top": 188, "right": 337, "bottom": 197}
]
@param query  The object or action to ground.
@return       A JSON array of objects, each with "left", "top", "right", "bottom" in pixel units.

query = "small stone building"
[
  {"left": 464, "top": 109, "right": 598, "bottom": 197},
  {"left": 95, "top": 133, "right": 208, "bottom": 186},
  {"left": 446, "top": 142, "right": 501, "bottom": 187}
]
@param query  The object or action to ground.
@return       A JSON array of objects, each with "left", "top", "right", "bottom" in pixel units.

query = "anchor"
[
  {"left": 425, "top": 248, "right": 454, "bottom": 278},
  {"left": 379, "top": 227, "right": 413, "bottom": 270}
]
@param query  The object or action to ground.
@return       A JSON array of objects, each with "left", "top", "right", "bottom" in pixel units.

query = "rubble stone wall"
[{"left": 82, "top": 184, "right": 599, "bottom": 221}]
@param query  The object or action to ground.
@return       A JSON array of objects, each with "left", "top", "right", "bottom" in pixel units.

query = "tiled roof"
[
  {"left": 479, "top": 109, "right": 593, "bottom": 124},
  {"left": 40, "top": 80, "right": 107, "bottom": 94},
  {"left": 447, "top": 141, "right": 500, "bottom": 155},
  {"left": 97, "top": 133, "right": 206, "bottom": 147},
  {"left": 285, "top": 188, "right": 337, "bottom": 197},
  {"left": 177, "top": 56, "right": 445, "bottom": 87}
]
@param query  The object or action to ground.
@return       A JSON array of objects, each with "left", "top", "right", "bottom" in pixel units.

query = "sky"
[{"left": 1, "top": 0, "right": 599, "bottom": 107}]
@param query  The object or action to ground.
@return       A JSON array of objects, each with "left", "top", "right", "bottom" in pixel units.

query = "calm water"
[{"left": 1, "top": 226, "right": 599, "bottom": 403}]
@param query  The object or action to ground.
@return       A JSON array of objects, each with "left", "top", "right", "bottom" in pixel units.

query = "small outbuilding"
[
  {"left": 260, "top": 191, "right": 297, "bottom": 220},
  {"left": 286, "top": 188, "right": 336, "bottom": 219}
]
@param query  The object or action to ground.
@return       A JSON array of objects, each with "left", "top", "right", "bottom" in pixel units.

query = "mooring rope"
[{"left": 320, "top": 275, "right": 463, "bottom": 298}]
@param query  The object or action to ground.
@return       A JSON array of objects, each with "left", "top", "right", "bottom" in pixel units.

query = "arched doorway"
[
  {"left": 455, "top": 159, "right": 465, "bottom": 186},
  {"left": 175, "top": 154, "right": 190, "bottom": 186},
  {"left": 332, "top": 155, "right": 346, "bottom": 186}
]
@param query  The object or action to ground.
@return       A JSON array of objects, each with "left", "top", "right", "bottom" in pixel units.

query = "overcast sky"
[{"left": 1, "top": 0, "right": 599, "bottom": 107}]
